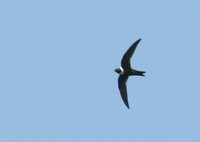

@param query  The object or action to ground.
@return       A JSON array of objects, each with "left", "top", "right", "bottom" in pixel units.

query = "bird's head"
[{"left": 114, "top": 67, "right": 124, "bottom": 75}]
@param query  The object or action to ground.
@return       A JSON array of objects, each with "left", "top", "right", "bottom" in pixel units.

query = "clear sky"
[{"left": 0, "top": 0, "right": 200, "bottom": 142}]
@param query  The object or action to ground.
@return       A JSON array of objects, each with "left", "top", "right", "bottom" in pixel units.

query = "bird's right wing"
[
  {"left": 121, "top": 38, "right": 141, "bottom": 70},
  {"left": 118, "top": 75, "right": 129, "bottom": 109}
]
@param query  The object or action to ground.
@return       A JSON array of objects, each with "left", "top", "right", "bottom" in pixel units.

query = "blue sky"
[{"left": 0, "top": 0, "right": 200, "bottom": 141}]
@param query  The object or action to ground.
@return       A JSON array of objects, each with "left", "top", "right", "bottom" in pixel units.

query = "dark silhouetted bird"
[{"left": 115, "top": 38, "right": 145, "bottom": 109}]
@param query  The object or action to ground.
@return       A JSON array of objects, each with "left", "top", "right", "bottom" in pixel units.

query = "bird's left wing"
[
  {"left": 118, "top": 75, "right": 129, "bottom": 109},
  {"left": 121, "top": 38, "right": 141, "bottom": 71}
]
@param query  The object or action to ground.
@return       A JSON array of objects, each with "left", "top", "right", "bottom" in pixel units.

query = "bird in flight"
[{"left": 114, "top": 38, "right": 145, "bottom": 109}]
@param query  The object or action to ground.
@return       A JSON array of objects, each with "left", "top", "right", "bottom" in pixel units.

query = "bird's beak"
[{"left": 114, "top": 68, "right": 119, "bottom": 73}]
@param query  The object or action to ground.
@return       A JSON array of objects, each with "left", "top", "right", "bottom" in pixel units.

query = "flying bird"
[{"left": 115, "top": 38, "right": 145, "bottom": 109}]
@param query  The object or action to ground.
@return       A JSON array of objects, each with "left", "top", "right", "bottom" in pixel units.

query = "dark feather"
[
  {"left": 121, "top": 38, "right": 141, "bottom": 71},
  {"left": 118, "top": 75, "right": 129, "bottom": 109}
]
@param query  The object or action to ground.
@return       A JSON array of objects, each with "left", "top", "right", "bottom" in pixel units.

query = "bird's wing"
[
  {"left": 118, "top": 75, "right": 129, "bottom": 109},
  {"left": 121, "top": 38, "right": 141, "bottom": 70}
]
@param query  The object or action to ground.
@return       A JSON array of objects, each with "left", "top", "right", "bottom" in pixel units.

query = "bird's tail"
[{"left": 132, "top": 69, "right": 146, "bottom": 76}]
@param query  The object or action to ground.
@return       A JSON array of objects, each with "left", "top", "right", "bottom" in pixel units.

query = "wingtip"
[
  {"left": 134, "top": 38, "right": 142, "bottom": 45},
  {"left": 125, "top": 103, "right": 130, "bottom": 109}
]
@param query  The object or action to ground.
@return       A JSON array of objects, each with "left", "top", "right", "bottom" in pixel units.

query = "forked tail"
[{"left": 132, "top": 69, "right": 146, "bottom": 76}]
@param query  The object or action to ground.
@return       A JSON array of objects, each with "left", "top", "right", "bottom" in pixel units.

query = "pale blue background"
[{"left": 0, "top": 0, "right": 200, "bottom": 142}]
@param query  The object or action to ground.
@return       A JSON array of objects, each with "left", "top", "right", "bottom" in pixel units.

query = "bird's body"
[{"left": 115, "top": 38, "right": 145, "bottom": 109}]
